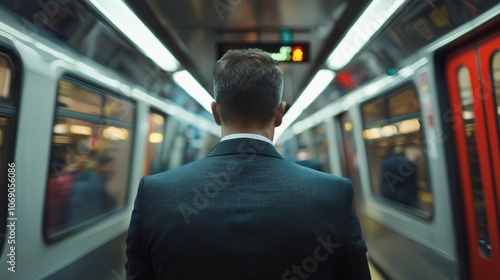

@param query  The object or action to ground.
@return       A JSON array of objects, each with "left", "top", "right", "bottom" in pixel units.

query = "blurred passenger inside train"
[
  {"left": 126, "top": 48, "right": 370, "bottom": 280},
  {"left": 380, "top": 143, "right": 417, "bottom": 207},
  {"left": 295, "top": 144, "right": 323, "bottom": 171},
  {"left": 45, "top": 150, "right": 74, "bottom": 235},
  {"left": 66, "top": 152, "right": 116, "bottom": 227}
]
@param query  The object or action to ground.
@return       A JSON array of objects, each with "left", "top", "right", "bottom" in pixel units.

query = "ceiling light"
[
  {"left": 172, "top": 70, "right": 214, "bottom": 113},
  {"left": 274, "top": 69, "right": 335, "bottom": 140},
  {"left": 326, "top": 0, "right": 406, "bottom": 70},
  {"left": 88, "top": 0, "right": 179, "bottom": 72}
]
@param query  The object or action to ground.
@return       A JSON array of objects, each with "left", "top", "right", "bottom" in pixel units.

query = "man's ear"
[
  {"left": 211, "top": 101, "right": 222, "bottom": 126},
  {"left": 274, "top": 101, "right": 286, "bottom": 127}
]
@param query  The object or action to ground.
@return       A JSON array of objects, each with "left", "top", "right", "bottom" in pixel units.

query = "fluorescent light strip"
[
  {"left": 326, "top": 0, "right": 406, "bottom": 70},
  {"left": 88, "top": 0, "right": 179, "bottom": 72},
  {"left": 172, "top": 70, "right": 215, "bottom": 113},
  {"left": 274, "top": 69, "right": 335, "bottom": 140}
]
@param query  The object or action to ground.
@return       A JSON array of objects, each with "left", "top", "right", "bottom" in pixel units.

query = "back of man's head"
[{"left": 213, "top": 48, "right": 284, "bottom": 127}]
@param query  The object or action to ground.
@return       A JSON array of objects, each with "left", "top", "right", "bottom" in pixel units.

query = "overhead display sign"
[{"left": 217, "top": 42, "right": 309, "bottom": 63}]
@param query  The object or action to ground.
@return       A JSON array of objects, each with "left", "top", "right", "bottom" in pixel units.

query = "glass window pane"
[
  {"left": 144, "top": 112, "right": 167, "bottom": 175},
  {"left": 388, "top": 87, "right": 420, "bottom": 117},
  {"left": 362, "top": 98, "right": 385, "bottom": 122},
  {"left": 0, "top": 57, "right": 12, "bottom": 100},
  {"left": 362, "top": 87, "right": 433, "bottom": 217},
  {"left": 45, "top": 117, "right": 132, "bottom": 239},
  {"left": 457, "top": 66, "right": 491, "bottom": 257},
  {"left": 492, "top": 52, "right": 500, "bottom": 133},
  {"left": 57, "top": 80, "right": 102, "bottom": 115},
  {"left": 105, "top": 95, "right": 134, "bottom": 123}
]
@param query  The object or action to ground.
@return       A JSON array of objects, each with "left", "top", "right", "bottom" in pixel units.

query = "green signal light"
[{"left": 386, "top": 68, "right": 396, "bottom": 76}]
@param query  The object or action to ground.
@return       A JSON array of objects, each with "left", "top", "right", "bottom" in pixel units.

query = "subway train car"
[
  {"left": 0, "top": 2, "right": 219, "bottom": 279},
  {"left": 278, "top": 1, "right": 500, "bottom": 279}
]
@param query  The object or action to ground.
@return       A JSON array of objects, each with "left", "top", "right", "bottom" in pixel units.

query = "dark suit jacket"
[{"left": 126, "top": 138, "right": 370, "bottom": 279}]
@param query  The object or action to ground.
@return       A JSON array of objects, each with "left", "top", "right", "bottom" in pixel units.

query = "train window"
[
  {"left": 0, "top": 57, "right": 11, "bottom": 100},
  {"left": 45, "top": 79, "right": 134, "bottom": 241},
  {"left": 492, "top": 52, "right": 500, "bottom": 130},
  {"left": 362, "top": 86, "right": 433, "bottom": 218},
  {"left": 57, "top": 80, "right": 102, "bottom": 115},
  {"left": 144, "top": 111, "right": 167, "bottom": 175},
  {"left": 105, "top": 95, "right": 134, "bottom": 122},
  {"left": 388, "top": 87, "right": 420, "bottom": 117},
  {"left": 457, "top": 66, "right": 491, "bottom": 257},
  {"left": 362, "top": 98, "right": 385, "bottom": 122}
]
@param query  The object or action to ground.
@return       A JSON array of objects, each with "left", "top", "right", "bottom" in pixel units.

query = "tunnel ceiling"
[{"left": 124, "top": 0, "right": 370, "bottom": 109}]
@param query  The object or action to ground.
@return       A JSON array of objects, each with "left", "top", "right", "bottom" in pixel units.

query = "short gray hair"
[{"left": 213, "top": 48, "right": 284, "bottom": 126}]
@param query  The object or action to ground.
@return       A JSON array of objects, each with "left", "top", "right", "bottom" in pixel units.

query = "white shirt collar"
[{"left": 220, "top": 133, "right": 273, "bottom": 145}]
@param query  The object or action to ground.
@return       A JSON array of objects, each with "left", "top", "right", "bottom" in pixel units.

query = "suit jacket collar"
[{"left": 207, "top": 138, "right": 283, "bottom": 159}]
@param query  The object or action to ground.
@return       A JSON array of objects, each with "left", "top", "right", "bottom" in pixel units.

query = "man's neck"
[{"left": 221, "top": 126, "right": 274, "bottom": 141}]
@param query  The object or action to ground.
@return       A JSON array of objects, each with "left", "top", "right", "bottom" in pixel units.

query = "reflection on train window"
[
  {"left": 492, "top": 52, "right": 500, "bottom": 132},
  {"left": 45, "top": 80, "right": 134, "bottom": 240},
  {"left": 388, "top": 87, "right": 420, "bottom": 117},
  {"left": 362, "top": 86, "right": 433, "bottom": 218},
  {"left": 362, "top": 98, "right": 385, "bottom": 122},
  {"left": 57, "top": 80, "right": 102, "bottom": 115},
  {"left": 0, "top": 57, "right": 11, "bottom": 100},
  {"left": 105, "top": 95, "right": 134, "bottom": 122},
  {"left": 144, "top": 111, "right": 167, "bottom": 175},
  {"left": 457, "top": 66, "right": 491, "bottom": 257},
  {"left": 427, "top": 4, "right": 451, "bottom": 31}
]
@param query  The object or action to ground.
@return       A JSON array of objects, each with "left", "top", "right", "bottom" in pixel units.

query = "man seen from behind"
[{"left": 126, "top": 48, "right": 371, "bottom": 279}]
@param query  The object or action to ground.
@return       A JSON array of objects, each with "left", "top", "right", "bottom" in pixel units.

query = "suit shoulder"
[
  {"left": 143, "top": 158, "right": 210, "bottom": 185},
  {"left": 284, "top": 161, "right": 351, "bottom": 191},
  {"left": 287, "top": 160, "right": 348, "bottom": 181}
]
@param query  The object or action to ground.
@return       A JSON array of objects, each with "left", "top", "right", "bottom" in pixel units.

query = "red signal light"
[{"left": 336, "top": 71, "right": 355, "bottom": 88}]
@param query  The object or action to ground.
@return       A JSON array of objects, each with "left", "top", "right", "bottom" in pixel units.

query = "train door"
[{"left": 445, "top": 34, "right": 500, "bottom": 279}]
